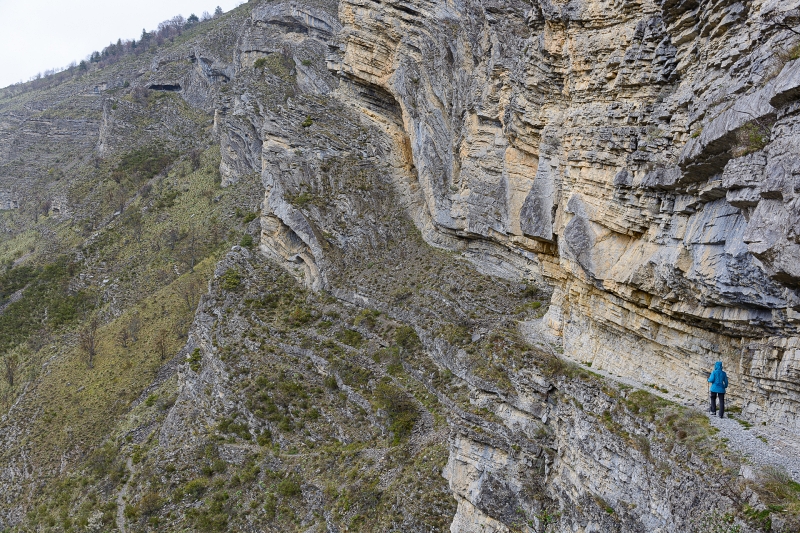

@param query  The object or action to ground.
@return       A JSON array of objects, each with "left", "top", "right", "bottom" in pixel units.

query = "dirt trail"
[
  {"left": 519, "top": 320, "right": 800, "bottom": 482},
  {"left": 116, "top": 457, "right": 133, "bottom": 533}
]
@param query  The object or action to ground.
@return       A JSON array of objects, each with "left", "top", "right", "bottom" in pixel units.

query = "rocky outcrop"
[
  {"left": 2, "top": 0, "right": 800, "bottom": 531},
  {"left": 0, "top": 190, "right": 19, "bottom": 211},
  {"left": 202, "top": 0, "right": 800, "bottom": 528}
]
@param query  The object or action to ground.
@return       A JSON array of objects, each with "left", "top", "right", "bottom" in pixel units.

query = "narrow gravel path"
[
  {"left": 519, "top": 320, "right": 800, "bottom": 482},
  {"left": 116, "top": 457, "right": 133, "bottom": 533}
]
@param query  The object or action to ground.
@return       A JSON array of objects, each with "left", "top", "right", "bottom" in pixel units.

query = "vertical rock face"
[{"left": 322, "top": 0, "right": 800, "bottom": 431}]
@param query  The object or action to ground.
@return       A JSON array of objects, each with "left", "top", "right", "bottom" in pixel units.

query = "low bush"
[
  {"left": 220, "top": 269, "right": 241, "bottom": 291},
  {"left": 137, "top": 492, "right": 163, "bottom": 517},
  {"left": 179, "top": 478, "right": 208, "bottom": 501},
  {"left": 277, "top": 478, "right": 301, "bottom": 498},
  {"left": 375, "top": 381, "right": 419, "bottom": 444},
  {"left": 394, "top": 325, "right": 420, "bottom": 351},
  {"left": 217, "top": 416, "right": 251, "bottom": 440},
  {"left": 336, "top": 329, "right": 363, "bottom": 347},
  {"left": 187, "top": 348, "right": 202, "bottom": 372}
]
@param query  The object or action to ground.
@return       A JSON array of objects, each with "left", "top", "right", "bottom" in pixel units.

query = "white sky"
[{"left": 0, "top": 0, "right": 247, "bottom": 89}]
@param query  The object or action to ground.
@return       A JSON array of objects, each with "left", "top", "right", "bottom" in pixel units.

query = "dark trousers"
[{"left": 710, "top": 392, "right": 725, "bottom": 418}]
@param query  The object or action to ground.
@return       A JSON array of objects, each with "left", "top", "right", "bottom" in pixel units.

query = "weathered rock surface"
[
  {"left": 188, "top": 0, "right": 800, "bottom": 528},
  {"left": 318, "top": 0, "right": 800, "bottom": 434}
]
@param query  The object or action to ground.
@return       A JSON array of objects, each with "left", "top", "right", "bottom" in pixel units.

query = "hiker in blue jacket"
[{"left": 708, "top": 361, "right": 728, "bottom": 418}]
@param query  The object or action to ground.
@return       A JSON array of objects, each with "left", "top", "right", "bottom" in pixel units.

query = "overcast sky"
[{"left": 0, "top": 0, "right": 247, "bottom": 89}]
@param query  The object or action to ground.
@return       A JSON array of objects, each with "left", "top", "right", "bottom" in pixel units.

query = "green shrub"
[
  {"left": 695, "top": 511, "right": 742, "bottom": 533},
  {"left": 201, "top": 459, "right": 227, "bottom": 477},
  {"left": 439, "top": 322, "right": 471, "bottom": 346},
  {"left": 301, "top": 117, "right": 313, "bottom": 128},
  {"left": 182, "top": 478, "right": 209, "bottom": 500},
  {"left": 112, "top": 145, "right": 176, "bottom": 184},
  {"left": 278, "top": 417, "right": 293, "bottom": 432},
  {"left": 353, "top": 309, "right": 380, "bottom": 328},
  {"left": 257, "top": 430, "right": 272, "bottom": 446},
  {"left": 137, "top": 492, "right": 163, "bottom": 517},
  {"left": 218, "top": 416, "right": 251, "bottom": 440},
  {"left": 394, "top": 325, "right": 420, "bottom": 351},
  {"left": 522, "top": 284, "right": 539, "bottom": 298},
  {"left": 253, "top": 57, "right": 267, "bottom": 69},
  {"left": 391, "top": 287, "right": 412, "bottom": 302},
  {"left": 336, "top": 329, "right": 363, "bottom": 347},
  {"left": 264, "top": 493, "right": 277, "bottom": 519},
  {"left": 287, "top": 191, "right": 313, "bottom": 207},
  {"left": 374, "top": 381, "right": 418, "bottom": 444},
  {"left": 743, "top": 123, "right": 767, "bottom": 148},
  {"left": 131, "top": 445, "right": 144, "bottom": 464},
  {"left": 220, "top": 269, "right": 241, "bottom": 291},
  {"left": 277, "top": 478, "right": 301, "bottom": 498},
  {"left": 187, "top": 348, "right": 202, "bottom": 372},
  {"left": 287, "top": 306, "right": 312, "bottom": 326},
  {"left": 239, "top": 234, "right": 254, "bottom": 248},
  {"left": 87, "top": 442, "right": 121, "bottom": 480},
  {"left": 332, "top": 359, "right": 372, "bottom": 388},
  {"left": 0, "top": 265, "right": 36, "bottom": 303},
  {"left": 734, "top": 121, "right": 770, "bottom": 156},
  {"left": 747, "top": 465, "right": 800, "bottom": 527},
  {"left": 155, "top": 189, "right": 179, "bottom": 209}
]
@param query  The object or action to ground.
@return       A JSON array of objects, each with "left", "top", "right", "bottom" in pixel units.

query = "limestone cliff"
[
  {"left": 1, "top": 0, "right": 800, "bottom": 531},
  {"left": 326, "top": 0, "right": 800, "bottom": 432}
]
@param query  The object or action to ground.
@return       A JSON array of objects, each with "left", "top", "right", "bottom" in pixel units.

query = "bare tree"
[
  {"left": 132, "top": 86, "right": 149, "bottom": 104},
  {"left": 762, "top": 9, "right": 800, "bottom": 37},
  {"left": 180, "top": 278, "right": 201, "bottom": 311},
  {"left": 3, "top": 353, "right": 19, "bottom": 387},
  {"left": 180, "top": 226, "right": 198, "bottom": 272},
  {"left": 153, "top": 329, "right": 170, "bottom": 361},
  {"left": 165, "top": 227, "right": 181, "bottom": 250},
  {"left": 125, "top": 210, "right": 143, "bottom": 243},
  {"left": 80, "top": 317, "right": 100, "bottom": 369},
  {"left": 170, "top": 15, "right": 186, "bottom": 29},
  {"left": 117, "top": 327, "right": 130, "bottom": 348},
  {"left": 128, "top": 313, "right": 141, "bottom": 343},
  {"left": 40, "top": 199, "right": 52, "bottom": 217}
]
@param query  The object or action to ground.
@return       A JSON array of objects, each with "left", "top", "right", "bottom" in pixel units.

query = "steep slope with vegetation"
[{"left": 1, "top": 0, "right": 800, "bottom": 532}]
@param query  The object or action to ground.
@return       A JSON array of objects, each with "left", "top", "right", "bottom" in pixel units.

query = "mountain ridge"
[{"left": 1, "top": 0, "right": 800, "bottom": 531}]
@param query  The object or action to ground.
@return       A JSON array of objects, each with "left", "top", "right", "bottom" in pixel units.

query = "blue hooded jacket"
[{"left": 708, "top": 362, "right": 728, "bottom": 393}]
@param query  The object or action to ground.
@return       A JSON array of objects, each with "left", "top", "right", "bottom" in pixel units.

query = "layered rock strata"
[
  {"left": 320, "top": 0, "right": 800, "bottom": 431},
  {"left": 1, "top": 0, "right": 799, "bottom": 530}
]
